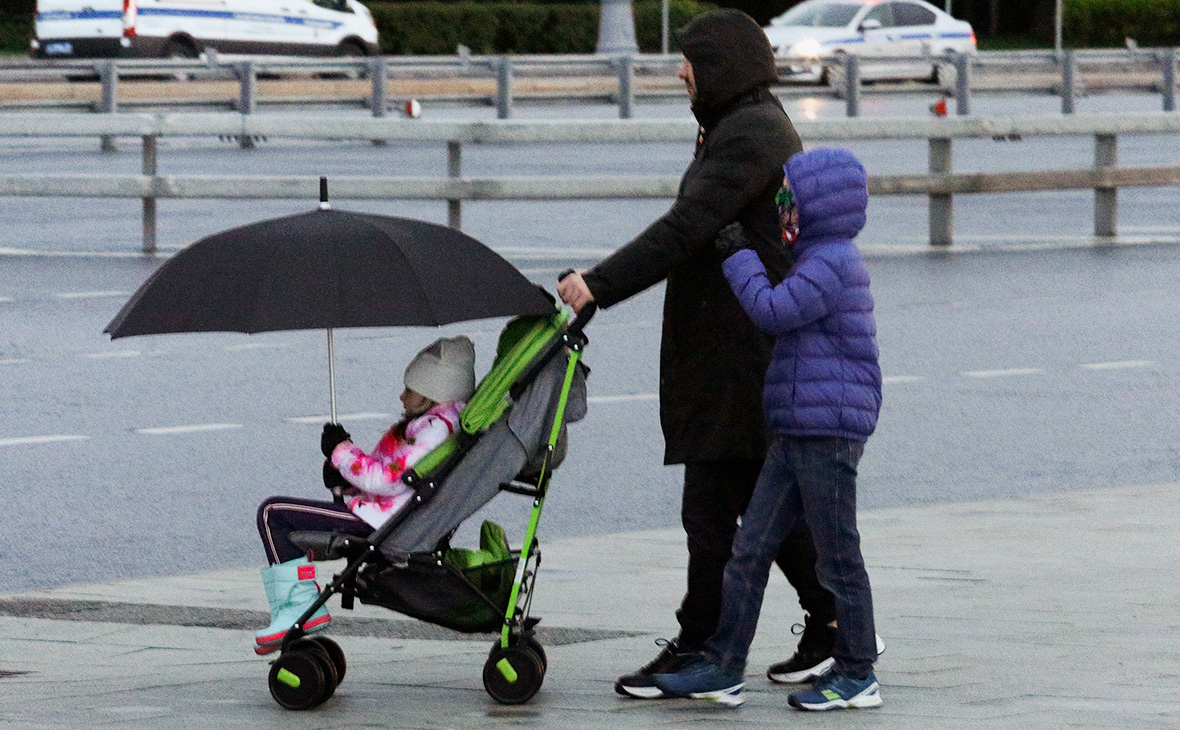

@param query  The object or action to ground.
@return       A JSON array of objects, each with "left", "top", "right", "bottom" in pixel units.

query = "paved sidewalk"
[{"left": 1, "top": 482, "right": 1177, "bottom": 729}]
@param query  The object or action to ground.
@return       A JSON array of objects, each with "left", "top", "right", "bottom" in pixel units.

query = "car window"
[
  {"left": 313, "top": 0, "right": 351, "bottom": 12},
  {"left": 774, "top": 3, "right": 862, "bottom": 28},
  {"left": 863, "top": 4, "right": 896, "bottom": 28},
  {"left": 892, "top": 2, "right": 937, "bottom": 26}
]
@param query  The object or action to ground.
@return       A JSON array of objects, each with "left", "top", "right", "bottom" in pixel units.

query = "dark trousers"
[
  {"left": 704, "top": 438, "right": 876, "bottom": 678},
  {"left": 257, "top": 496, "right": 373, "bottom": 565},
  {"left": 675, "top": 457, "right": 836, "bottom": 650}
]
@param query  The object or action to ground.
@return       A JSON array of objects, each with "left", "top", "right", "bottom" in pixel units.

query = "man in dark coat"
[{"left": 557, "top": 8, "right": 838, "bottom": 697}]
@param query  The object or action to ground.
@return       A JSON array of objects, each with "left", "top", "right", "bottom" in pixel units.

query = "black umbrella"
[{"left": 105, "top": 197, "right": 554, "bottom": 420}]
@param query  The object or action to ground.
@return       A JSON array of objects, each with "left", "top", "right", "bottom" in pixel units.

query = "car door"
[
  {"left": 889, "top": 1, "right": 941, "bottom": 79},
  {"left": 856, "top": 2, "right": 897, "bottom": 80}
]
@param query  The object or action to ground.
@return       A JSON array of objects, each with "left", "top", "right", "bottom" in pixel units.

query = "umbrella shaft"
[{"left": 327, "top": 328, "right": 337, "bottom": 424}]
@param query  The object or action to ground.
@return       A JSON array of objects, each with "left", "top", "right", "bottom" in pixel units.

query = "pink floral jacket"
[{"left": 330, "top": 401, "right": 464, "bottom": 528}]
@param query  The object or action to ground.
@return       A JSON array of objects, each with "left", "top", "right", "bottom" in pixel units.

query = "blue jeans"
[{"left": 703, "top": 436, "right": 877, "bottom": 679}]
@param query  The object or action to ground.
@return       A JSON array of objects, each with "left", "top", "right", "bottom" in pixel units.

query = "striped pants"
[{"left": 256, "top": 496, "right": 373, "bottom": 564}]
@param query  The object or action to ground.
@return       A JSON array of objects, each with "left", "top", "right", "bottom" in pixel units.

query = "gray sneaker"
[{"left": 615, "top": 638, "right": 699, "bottom": 699}]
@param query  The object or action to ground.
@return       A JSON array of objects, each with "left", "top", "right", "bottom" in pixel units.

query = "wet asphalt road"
[{"left": 1, "top": 93, "right": 1178, "bottom": 592}]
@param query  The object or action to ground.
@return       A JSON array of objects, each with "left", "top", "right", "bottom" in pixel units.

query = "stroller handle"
[{"left": 558, "top": 269, "right": 596, "bottom": 338}]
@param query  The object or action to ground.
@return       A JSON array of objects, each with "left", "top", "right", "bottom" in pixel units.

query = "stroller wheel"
[
  {"left": 483, "top": 646, "right": 545, "bottom": 705},
  {"left": 268, "top": 650, "right": 329, "bottom": 711},
  {"left": 288, "top": 638, "right": 339, "bottom": 704},
  {"left": 520, "top": 636, "right": 547, "bottom": 674},
  {"left": 308, "top": 636, "right": 347, "bottom": 685},
  {"left": 487, "top": 635, "right": 547, "bottom": 674}
]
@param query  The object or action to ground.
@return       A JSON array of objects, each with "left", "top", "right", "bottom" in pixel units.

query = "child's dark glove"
[
  {"left": 322, "top": 458, "right": 350, "bottom": 491},
  {"left": 321, "top": 422, "right": 351, "bottom": 457},
  {"left": 715, "top": 222, "right": 752, "bottom": 261}
]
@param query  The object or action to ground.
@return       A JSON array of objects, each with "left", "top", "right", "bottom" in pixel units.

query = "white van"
[{"left": 32, "top": 0, "right": 380, "bottom": 59}]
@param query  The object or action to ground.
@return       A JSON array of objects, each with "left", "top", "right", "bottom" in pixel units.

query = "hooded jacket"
[
  {"left": 581, "top": 9, "right": 803, "bottom": 464},
  {"left": 721, "top": 148, "right": 881, "bottom": 441}
]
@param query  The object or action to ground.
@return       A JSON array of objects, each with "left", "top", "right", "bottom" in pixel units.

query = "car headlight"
[{"left": 788, "top": 38, "right": 823, "bottom": 59}]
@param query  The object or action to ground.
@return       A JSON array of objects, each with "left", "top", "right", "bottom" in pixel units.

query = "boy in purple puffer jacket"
[{"left": 652, "top": 147, "right": 882, "bottom": 710}]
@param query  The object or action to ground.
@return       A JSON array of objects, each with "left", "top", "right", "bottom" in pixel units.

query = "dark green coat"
[{"left": 582, "top": 9, "right": 803, "bottom": 465}]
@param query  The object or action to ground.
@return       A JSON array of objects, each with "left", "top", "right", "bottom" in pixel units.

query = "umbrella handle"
[{"left": 327, "top": 328, "right": 337, "bottom": 424}]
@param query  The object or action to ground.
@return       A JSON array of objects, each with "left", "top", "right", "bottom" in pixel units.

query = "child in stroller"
[
  {"left": 253, "top": 335, "right": 477, "bottom": 655},
  {"left": 259, "top": 307, "right": 591, "bottom": 710}
]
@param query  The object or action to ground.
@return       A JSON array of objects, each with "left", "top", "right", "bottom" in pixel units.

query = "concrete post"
[
  {"left": 448, "top": 141, "right": 462, "bottom": 230},
  {"left": 929, "top": 137, "right": 953, "bottom": 246},
  {"left": 237, "top": 61, "right": 257, "bottom": 148},
  {"left": 141, "top": 135, "right": 158, "bottom": 255},
  {"left": 1061, "top": 50, "right": 1076, "bottom": 114},
  {"left": 496, "top": 57, "right": 513, "bottom": 120},
  {"left": 1163, "top": 48, "right": 1177, "bottom": 112},
  {"left": 1094, "top": 133, "right": 1117, "bottom": 237},
  {"left": 99, "top": 60, "right": 118, "bottom": 153},
  {"left": 617, "top": 54, "right": 634, "bottom": 119},
  {"left": 844, "top": 54, "right": 860, "bottom": 118},
  {"left": 954, "top": 51, "right": 971, "bottom": 115},
  {"left": 370, "top": 56, "right": 388, "bottom": 117}
]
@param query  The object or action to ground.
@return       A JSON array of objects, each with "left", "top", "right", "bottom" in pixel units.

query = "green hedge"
[
  {"left": 1065, "top": 0, "right": 1180, "bottom": 48},
  {"left": 0, "top": 12, "right": 32, "bottom": 55},
  {"left": 368, "top": 0, "right": 709, "bottom": 55}
]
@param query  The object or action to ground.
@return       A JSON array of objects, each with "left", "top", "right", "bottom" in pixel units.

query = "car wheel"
[{"left": 163, "top": 37, "right": 199, "bottom": 59}]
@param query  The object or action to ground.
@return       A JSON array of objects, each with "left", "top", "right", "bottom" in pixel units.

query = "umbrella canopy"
[{"left": 105, "top": 209, "right": 554, "bottom": 339}]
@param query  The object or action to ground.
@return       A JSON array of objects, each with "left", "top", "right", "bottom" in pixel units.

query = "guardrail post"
[
  {"left": 496, "top": 57, "right": 513, "bottom": 120},
  {"left": 370, "top": 56, "right": 388, "bottom": 117},
  {"left": 844, "top": 54, "right": 860, "bottom": 118},
  {"left": 1094, "top": 133, "right": 1117, "bottom": 237},
  {"left": 1163, "top": 48, "right": 1177, "bottom": 112},
  {"left": 99, "top": 60, "right": 118, "bottom": 153},
  {"left": 1061, "top": 50, "right": 1076, "bottom": 114},
  {"left": 448, "top": 141, "right": 462, "bottom": 230},
  {"left": 237, "top": 60, "right": 258, "bottom": 148},
  {"left": 617, "top": 54, "right": 634, "bottom": 119},
  {"left": 929, "top": 137, "right": 953, "bottom": 246},
  {"left": 141, "top": 135, "right": 158, "bottom": 255},
  {"left": 954, "top": 51, "right": 971, "bottom": 115}
]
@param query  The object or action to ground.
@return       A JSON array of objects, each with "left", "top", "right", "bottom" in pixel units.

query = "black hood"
[{"left": 676, "top": 9, "right": 778, "bottom": 124}]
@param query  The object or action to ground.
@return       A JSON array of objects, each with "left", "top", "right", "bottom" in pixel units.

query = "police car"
[
  {"left": 32, "top": 0, "right": 380, "bottom": 59},
  {"left": 764, "top": 0, "right": 976, "bottom": 84}
]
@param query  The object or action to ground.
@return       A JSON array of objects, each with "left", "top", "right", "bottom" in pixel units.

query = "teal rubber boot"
[{"left": 253, "top": 556, "right": 331, "bottom": 655}]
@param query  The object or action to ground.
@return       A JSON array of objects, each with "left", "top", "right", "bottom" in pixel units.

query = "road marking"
[
  {"left": 0, "top": 434, "right": 89, "bottom": 447},
  {"left": 287, "top": 413, "right": 393, "bottom": 424},
  {"left": 0, "top": 297, "right": 12, "bottom": 303},
  {"left": 883, "top": 375, "right": 925, "bottom": 384},
  {"left": 85, "top": 350, "right": 141, "bottom": 359},
  {"left": 587, "top": 394, "right": 658, "bottom": 404},
  {"left": 961, "top": 368, "right": 1045, "bottom": 378},
  {"left": 136, "top": 424, "right": 243, "bottom": 435},
  {"left": 53, "top": 291, "right": 132, "bottom": 300},
  {"left": 1079, "top": 360, "right": 1155, "bottom": 370},
  {"left": 0, "top": 358, "right": 28, "bottom": 366}
]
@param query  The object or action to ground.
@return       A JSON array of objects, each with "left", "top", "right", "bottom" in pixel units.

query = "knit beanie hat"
[{"left": 403, "top": 336, "right": 476, "bottom": 404}]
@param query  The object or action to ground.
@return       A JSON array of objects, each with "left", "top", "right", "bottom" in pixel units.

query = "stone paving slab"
[{"left": 1, "top": 482, "right": 1177, "bottom": 729}]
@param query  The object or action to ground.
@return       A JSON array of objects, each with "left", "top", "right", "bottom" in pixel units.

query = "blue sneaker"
[
  {"left": 651, "top": 657, "right": 745, "bottom": 707},
  {"left": 788, "top": 671, "right": 882, "bottom": 711}
]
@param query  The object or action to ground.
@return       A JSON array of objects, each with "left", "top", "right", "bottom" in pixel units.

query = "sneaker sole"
[
  {"left": 789, "top": 686, "right": 882, "bottom": 711},
  {"left": 767, "top": 656, "right": 835, "bottom": 684},
  {"left": 615, "top": 683, "right": 667, "bottom": 699},
  {"left": 687, "top": 684, "right": 745, "bottom": 708}
]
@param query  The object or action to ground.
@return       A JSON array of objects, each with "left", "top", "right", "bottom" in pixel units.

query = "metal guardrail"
[
  {"left": 0, "top": 48, "right": 1177, "bottom": 119},
  {"left": 0, "top": 111, "right": 1178, "bottom": 252}
]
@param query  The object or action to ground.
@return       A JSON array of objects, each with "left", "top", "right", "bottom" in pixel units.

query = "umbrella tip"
[{"left": 319, "top": 176, "right": 331, "bottom": 210}]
